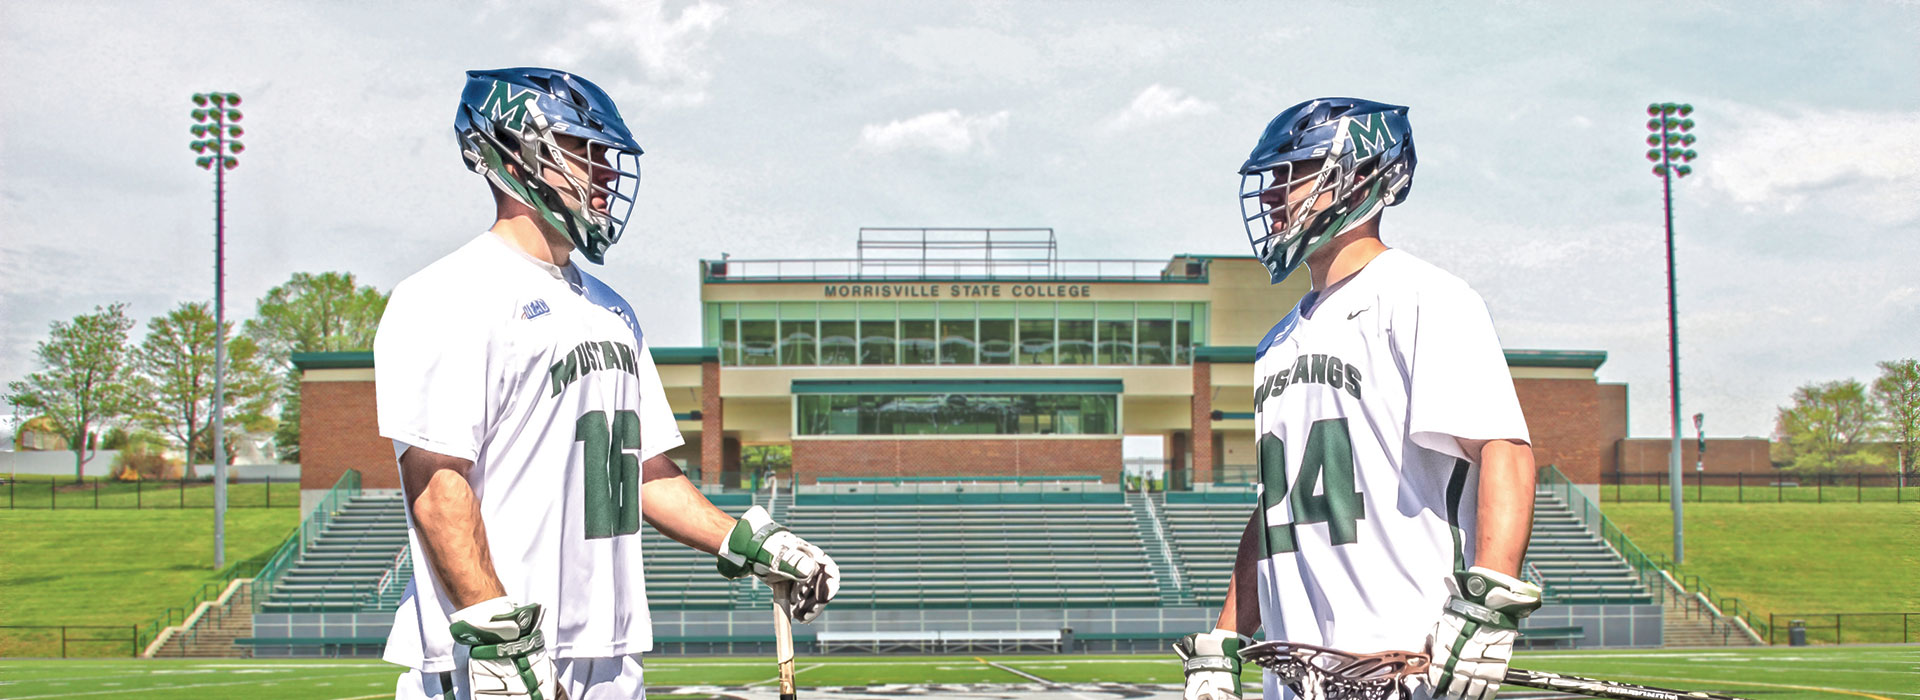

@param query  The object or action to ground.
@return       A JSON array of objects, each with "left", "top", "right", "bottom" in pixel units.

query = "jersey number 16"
[
  {"left": 1257, "top": 417, "right": 1366, "bottom": 556},
  {"left": 577, "top": 409, "right": 641, "bottom": 539}
]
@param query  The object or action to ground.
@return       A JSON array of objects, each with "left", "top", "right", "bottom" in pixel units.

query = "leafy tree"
[
  {"left": 1773, "top": 379, "right": 1888, "bottom": 472},
  {"left": 134, "top": 301, "right": 277, "bottom": 464},
  {"left": 4, "top": 304, "right": 139, "bottom": 482},
  {"left": 1872, "top": 358, "right": 1920, "bottom": 473},
  {"left": 242, "top": 272, "right": 388, "bottom": 462}
]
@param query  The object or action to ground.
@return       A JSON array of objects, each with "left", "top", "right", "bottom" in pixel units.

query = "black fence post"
[
  {"left": 1818, "top": 476, "right": 1824, "bottom": 503},
  {"left": 266, "top": 476, "right": 271, "bottom": 508},
  {"left": 94, "top": 478, "right": 99, "bottom": 509},
  {"left": 179, "top": 475, "right": 186, "bottom": 508},
  {"left": 1857, "top": 474, "right": 1863, "bottom": 503},
  {"left": 1835, "top": 614, "right": 1843, "bottom": 644},
  {"left": 51, "top": 479, "right": 57, "bottom": 510},
  {"left": 1778, "top": 477, "right": 1783, "bottom": 503},
  {"left": 137, "top": 479, "right": 142, "bottom": 509},
  {"left": 1697, "top": 473, "right": 1704, "bottom": 502},
  {"left": 61, "top": 625, "right": 67, "bottom": 658},
  {"left": 1738, "top": 472, "right": 1744, "bottom": 503},
  {"left": 132, "top": 625, "right": 138, "bottom": 657}
]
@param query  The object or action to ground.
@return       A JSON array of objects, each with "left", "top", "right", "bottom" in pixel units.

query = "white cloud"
[
  {"left": 858, "top": 110, "right": 1010, "bottom": 155},
  {"left": 534, "top": 0, "right": 728, "bottom": 109},
  {"left": 1102, "top": 84, "right": 1217, "bottom": 133},
  {"left": 1701, "top": 103, "right": 1920, "bottom": 224}
]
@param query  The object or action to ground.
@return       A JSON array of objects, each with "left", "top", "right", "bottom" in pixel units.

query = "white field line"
[
  {"left": 745, "top": 662, "right": 824, "bottom": 687},
  {"left": 1537, "top": 657, "right": 1920, "bottom": 674}
]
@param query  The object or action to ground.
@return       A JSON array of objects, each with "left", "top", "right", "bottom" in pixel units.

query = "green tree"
[
  {"left": 1872, "top": 358, "right": 1919, "bottom": 473},
  {"left": 241, "top": 272, "right": 388, "bottom": 462},
  {"left": 134, "top": 301, "right": 277, "bottom": 464},
  {"left": 4, "top": 304, "right": 139, "bottom": 482},
  {"left": 1773, "top": 379, "right": 1888, "bottom": 472}
]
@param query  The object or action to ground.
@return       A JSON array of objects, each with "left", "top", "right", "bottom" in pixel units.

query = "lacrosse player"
[
  {"left": 1176, "top": 98, "right": 1540, "bottom": 700},
  {"left": 376, "top": 67, "right": 840, "bottom": 700}
]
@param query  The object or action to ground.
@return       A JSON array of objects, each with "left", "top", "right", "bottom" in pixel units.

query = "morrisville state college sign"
[{"left": 823, "top": 283, "right": 1093, "bottom": 299}]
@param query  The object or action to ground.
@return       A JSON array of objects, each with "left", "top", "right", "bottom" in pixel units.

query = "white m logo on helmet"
[
  {"left": 1345, "top": 113, "right": 1396, "bottom": 160},
  {"left": 482, "top": 81, "right": 539, "bottom": 132}
]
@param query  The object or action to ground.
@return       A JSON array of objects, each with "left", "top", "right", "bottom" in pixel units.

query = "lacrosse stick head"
[{"left": 1239, "top": 641, "right": 1430, "bottom": 700}]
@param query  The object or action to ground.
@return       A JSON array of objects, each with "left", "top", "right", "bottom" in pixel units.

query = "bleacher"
[
  {"left": 783, "top": 494, "right": 1163, "bottom": 608},
  {"left": 257, "top": 479, "right": 1646, "bottom": 617},
  {"left": 1159, "top": 487, "right": 1654, "bottom": 606},
  {"left": 260, "top": 494, "right": 408, "bottom": 613}
]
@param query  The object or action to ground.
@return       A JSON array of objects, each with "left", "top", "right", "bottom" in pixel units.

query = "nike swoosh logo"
[{"left": 1348, "top": 308, "right": 1370, "bottom": 320}]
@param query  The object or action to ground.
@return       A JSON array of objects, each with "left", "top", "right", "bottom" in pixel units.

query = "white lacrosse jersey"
[
  {"left": 1249, "top": 249, "right": 1529, "bottom": 700},
  {"left": 375, "top": 232, "right": 684, "bottom": 673}
]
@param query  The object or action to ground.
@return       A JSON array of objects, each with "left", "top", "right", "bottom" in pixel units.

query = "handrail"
[
  {"left": 250, "top": 469, "right": 363, "bottom": 612},
  {"left": 1139, "top": 492, "right": 1184, "bottom": 594},
  {"left": 1536, "top": 466, "right": 1665, "bottom": 605},
  {"left": 363, "top": 544, "right": 410, "bottom": 608}
]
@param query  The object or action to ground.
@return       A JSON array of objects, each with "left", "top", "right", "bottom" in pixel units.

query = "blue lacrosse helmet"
[
  {"left": 455, "top": 67, "right": 644, "bottom": 264},
  {"left": 1238, "top": 98, "right": 1415, "bottom": 284}
]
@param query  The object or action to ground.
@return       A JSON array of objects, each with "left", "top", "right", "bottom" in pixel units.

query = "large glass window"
[
  {"left": 1018, "top": 318, "right": 1054, "bottom": 365},
  {"left": 819, "top": 321, "right": 857, "bottom": 365},
  {"left": 796, "top": 393, "right": 1119, "bottom": 436},
  {"left": 1136, "top": 302, "right": 1173, "bottom": 365},
  {"left": 978, "top": 319, "right": 1013, "bottom": 365},
  {"left": 718, "top": 304, "right": 740, "bottom": 366},
  {"left": 1096, "top": 303, "right": 1134, "bottom": 365},
  {"left": 740, "top": 302, "right": 778, "bottom": 366},
  {"left": 939, "top": 319, "right": 976, "bottom": 364},
  {"left": 1056, "top": 302, "right": 1094, "bottom": 365},
  {"left": 899, "top": 303, "right": 937, "bottom": 365},
  {"left": 779, "top": 319, "right": 816, "bottom": 365},
  {"left": 859, "top": 318, "right": 896, "bottom": 365},
  {"left": 1173, "top": 303, "right": 1194, "bottom": 365}
]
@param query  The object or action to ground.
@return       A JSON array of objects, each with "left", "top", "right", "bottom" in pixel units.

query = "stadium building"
[{"left": 261, "top": 229, "right": 1667, "bottom": 659}]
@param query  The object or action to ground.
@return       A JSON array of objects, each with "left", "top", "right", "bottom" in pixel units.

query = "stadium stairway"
[
  {"left": 1528, "top": 489, "right": 1654, "bottom": 605},
  {"left": 1126, "top": 491, "right": 1194, "bottom": 605},
  {"left": 154, "top": 587, "right": 254, "bottom": 657},
  {"left": 260, "top": 493, "right": 409, "bottom": 613}
]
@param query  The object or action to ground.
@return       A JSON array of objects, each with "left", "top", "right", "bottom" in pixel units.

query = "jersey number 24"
[
  {"left": 1258, "top": 417, "right": 1366, "bottom": 556},
  {"left": 577, "top": 409, "right": 641, "bottom": 539}
]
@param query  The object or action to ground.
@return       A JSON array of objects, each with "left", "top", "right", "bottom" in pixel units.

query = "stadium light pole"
[
  {"left": 191, "top": 92, "right": 243, "bottom": 570},
  {"left": 1644, "top": 102, "right": 1696, "bottom": 565}
]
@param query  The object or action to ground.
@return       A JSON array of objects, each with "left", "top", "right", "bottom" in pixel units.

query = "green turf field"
[
  {"left": 0, "top": 506, "right": 298, "bottom": 656},
  {"left": 0, "top": 647, "right": 1909, "bottom": 699},
  {"left": 1601, "top": 502, "right": 1920, "bottom": 642}
]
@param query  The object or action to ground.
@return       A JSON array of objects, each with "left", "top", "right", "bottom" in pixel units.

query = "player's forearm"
[
  {"left": 1471, "top": 439, "right": 1536, "bottom": 577},
  {"left": 1215, "top": 513, "right": 1262, "bottom": 634},
  {"left": 405, "top": 462, "right": 508, "bottom": 608},
  {"left": 640, "top": 461, "right": 736, "bottom": 555}
]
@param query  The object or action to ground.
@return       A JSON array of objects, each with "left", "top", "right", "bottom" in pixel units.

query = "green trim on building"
[
  {"left": 654, "top": 346, "right": 720, "bottom": 364},
  {"left": 1194, "top": 346, "right": 1255, "bottom": 363},
  {"left": 291, "top": 351, "right": 374, "bottom": 370},
  {"left": 791, "top": 378, "right": 1123, "bottom": 395},
  {"left": 1504, "top": 349, "right": 1607, "bottom": 369}
]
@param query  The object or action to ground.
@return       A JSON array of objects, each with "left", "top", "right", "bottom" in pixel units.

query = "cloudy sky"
[{"left": 1, "top": 1, "right": 1915, "bottom": 439}]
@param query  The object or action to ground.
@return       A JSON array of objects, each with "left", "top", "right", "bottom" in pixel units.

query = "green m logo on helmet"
[
  {"left": 1345, "top": 112, "right": 1397, "bottom": 160},
  {"left": 483, "top": 81, "right": 540, "bottom": 132}
]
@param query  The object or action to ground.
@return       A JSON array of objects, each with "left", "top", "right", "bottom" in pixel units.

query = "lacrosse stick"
[{"left": 1240, "top": 641, "right": 1756, "bottom": 700}]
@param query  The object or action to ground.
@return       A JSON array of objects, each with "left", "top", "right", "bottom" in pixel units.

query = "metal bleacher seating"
[
  {"left": 783, "top": 497, "right": 1163, "bottom": 608},
  {"left": 260, "top": 494, "right": 408, "bottom": 613},
  {"left": 1160, "top": 488, "right": 1654, "bottom": 606}
]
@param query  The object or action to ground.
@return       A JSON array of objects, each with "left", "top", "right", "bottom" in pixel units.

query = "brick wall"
[
  {"left": 1616, "top": 438, "right": 1775, "bottom": 475},
  {"left": 1191, "top": 361, "right": 1214, "bottom": 484},
  {"left": 792, "top": 438, "right": 1124, "bottom": 484},
  {"left": 301, "top": 380, "right": 398, "bottom": 491},
  {"left": 1512, "top": 377, "right": 1603, "bottom": 485}
]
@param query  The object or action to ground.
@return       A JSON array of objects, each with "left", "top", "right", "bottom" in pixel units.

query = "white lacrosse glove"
[
  {"left": 1173, "top": 628, "right": 1253, "bottom": 700},
  {"left": 716, "top": 505, "right": 841, "bottom": 622},
  {"left": 448, "top": 597, "right": 560, "bottom": 700},
  {"left": 1425, "top": 567, "right": 1542, "bottom": 700}
]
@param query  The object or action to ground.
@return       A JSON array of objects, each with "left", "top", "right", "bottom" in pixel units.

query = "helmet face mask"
[
  {"left": 457, "top": 68, "right": 644, "bottom": 264},
  {"left": 1238, "top": 98, "right": 1416, "bottom": 284}
]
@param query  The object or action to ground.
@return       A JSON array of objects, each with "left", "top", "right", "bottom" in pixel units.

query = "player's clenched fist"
[
  {"left": 1425, "top": 567, "right": 1542, "bottom": 700},
  {"left": 1174, "top": 628, "right": 1252, "bottom": 700},
  {"left": 448, "top": 598, "right": 560, "bottom": 700},
  {"left": 716, "top": 505, "right": 841, "bottom": 622}
]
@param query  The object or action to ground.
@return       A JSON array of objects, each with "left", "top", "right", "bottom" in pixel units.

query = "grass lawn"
[
  {"left": 1601, "top": 502, "right": 1919, "bottom": 639},
  {"left": 0, "top": 506, "right": 299, "bottom": 653},
  {"left": 0, "top": 647, "right": 1908, "bottom": 699},
  {"left": 0, "top": 474, "right": 300, "bottom": 509}
]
